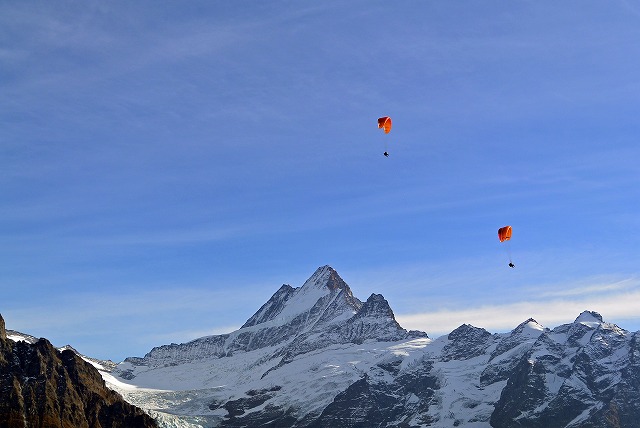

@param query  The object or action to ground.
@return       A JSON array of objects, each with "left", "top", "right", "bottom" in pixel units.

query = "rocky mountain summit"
[{"left": 0, "top": 314, "right": 157, "bottom": 428}]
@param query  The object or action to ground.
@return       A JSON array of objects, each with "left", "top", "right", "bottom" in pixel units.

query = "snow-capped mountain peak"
[
  {"left": 514, "top": 317, "right": 546, "bottom": 338},
  {"left": 575, "top": 309, "right": 604, "bottom": 327},
  {"left": 119, "top": 266, "right": 372, "bottom": 370},
  {"left": 241, "top": 266, "right": 357, "bottom": 330},
  {"left": 272, "top": 266, "right": 353, "bottom": 324},
  {"left": 300, "top": 265, "right": 349, "bottom": 292}
]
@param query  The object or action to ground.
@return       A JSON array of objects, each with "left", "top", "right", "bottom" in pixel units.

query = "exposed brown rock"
[{"left": 0, "top": 313, "right": 158, "bottom": 428}]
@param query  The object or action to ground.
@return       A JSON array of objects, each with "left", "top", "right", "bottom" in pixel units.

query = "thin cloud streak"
[
  {"left": 534, "top": 277, "right": 639, "bottom": 298},
  {"left": 397, "top": 287, "right": 640, "bottom": 337}
]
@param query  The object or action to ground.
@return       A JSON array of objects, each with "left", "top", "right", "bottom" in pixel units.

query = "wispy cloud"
[
  {"left": 397, "top": 276, "right": 640, "bottom": 336},
  {"left": 533, "top": 277, "right": 638, "bottom": 298}
]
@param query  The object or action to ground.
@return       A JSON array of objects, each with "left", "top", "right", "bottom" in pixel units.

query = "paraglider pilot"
[
  {"left": 509, "top": 262, "right": 515, "bottom": 268},
  {"left": 383, "top": 151, "right": 389, "bottom": 157}
]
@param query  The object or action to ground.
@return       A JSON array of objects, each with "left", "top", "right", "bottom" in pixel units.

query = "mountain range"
[{"left": 4, "top": 265, "right": 639, "bottom": 427}]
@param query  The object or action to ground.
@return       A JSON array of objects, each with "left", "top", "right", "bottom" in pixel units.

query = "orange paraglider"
[
  {"left": 378, "top": 116, "right": 392, "bottom": 156},
  {"left": 498, "top": 226, "right": 515, "bottom": 268}
]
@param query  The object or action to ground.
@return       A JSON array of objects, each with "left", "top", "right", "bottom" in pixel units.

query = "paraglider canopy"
[
  {"left": 498, "top": 226, "right": 512, "bottom": 242},
  {"left": 378, "top": 116, "right": 392, "bottom": 134}
]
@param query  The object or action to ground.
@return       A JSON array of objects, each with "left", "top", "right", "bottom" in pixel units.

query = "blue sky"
[{"left": 2, "top": 1, "right": 640, "bottom": 362}]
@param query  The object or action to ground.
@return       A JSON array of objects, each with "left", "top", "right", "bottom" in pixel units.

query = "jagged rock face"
[
  {"left": 125, "top": 333, "right": 230, "bottom": 369},
  {"left": 241, "top": 284, "right": 297, "bottom": 328},
  {"left": 0, "top": 314, "right": 158, "bottom": 428},
  {"left": 272, "top": 293, "right": 427, "bottom": 368},
  {"left": 611, "top": 331, "right": 640, "bottom": 427},
  {"left": 481, "top": 318, "right": 546, "bottom": 386},
  {"left": 490, "top": 318, "right": 546, "bottom": 361},
  {"left": 338, "top": 293, "right": 427, "bottom": 343},
  {"left": 442, "top": 324, "right": 493, "bottom": 362},
  {"left": 309, "top": 359, "right": 439, "bottom": 428},
  {"left": 490, "top": 311, "right": 640, "bottom": 428}
]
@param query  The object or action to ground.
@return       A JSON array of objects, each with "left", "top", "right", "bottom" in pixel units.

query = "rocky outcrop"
[
  {"left": 442, "top": 324, "right": 493, "bottom": 361},
  {"left": 0, "top": 314, "right": 157, "bottom": 428},
  {"left": 309, "top": 359, "right": 439, "bottom": 428}
]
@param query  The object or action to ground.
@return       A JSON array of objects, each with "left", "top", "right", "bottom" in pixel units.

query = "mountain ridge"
[
  {"left": 98, "top": 266, "right": 639, "bottom": 428},
  {"left": 5, "top": 266, "right": 639, "bottom": 428}
]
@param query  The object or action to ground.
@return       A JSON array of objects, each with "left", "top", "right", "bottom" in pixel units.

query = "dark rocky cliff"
[{"left": 0, "top": 314, "right": 158, "bottom": 428}]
